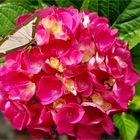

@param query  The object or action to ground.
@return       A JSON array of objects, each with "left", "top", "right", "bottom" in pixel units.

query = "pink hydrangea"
[{"left": 0, "top": 6, "right": 139, "bottom": 139}]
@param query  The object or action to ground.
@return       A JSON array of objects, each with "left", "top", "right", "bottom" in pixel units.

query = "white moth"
[{"left": 0, "top": 14, "right": 40, "bottom": 57}]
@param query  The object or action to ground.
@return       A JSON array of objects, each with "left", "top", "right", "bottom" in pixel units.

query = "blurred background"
[{"left": 0, "top": 112, "right": 31, "bottom": 139}]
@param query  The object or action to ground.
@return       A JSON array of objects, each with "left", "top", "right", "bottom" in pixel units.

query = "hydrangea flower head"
[{"left": 0, "top": 6, "right": 139, "bottom": 139}]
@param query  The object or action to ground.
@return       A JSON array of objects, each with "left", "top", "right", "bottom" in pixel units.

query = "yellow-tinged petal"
[
  {"left": 101, "top": 102, "right": 112, "bottom": 111},
  {"left": 53, "top": 98, "right": 65, "bottom": 110},
  {"left": 91, "top": 93, "right": 104, "bottom": 105},
  {"left": 49, "top": 57, "right": 60, "bottom": 69}
]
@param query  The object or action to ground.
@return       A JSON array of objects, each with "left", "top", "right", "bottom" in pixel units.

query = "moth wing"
[{"left": 0, "top": 14, "right": 39, "bottom": 55}]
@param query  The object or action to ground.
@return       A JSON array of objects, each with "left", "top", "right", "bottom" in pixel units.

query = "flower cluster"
[{"left": 0, "top": 6, "right": 139, "bottom": 139}]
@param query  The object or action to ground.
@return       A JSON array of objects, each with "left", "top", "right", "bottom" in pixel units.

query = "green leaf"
[
  {"left": 80, "top": 0, "right": 90, "bottom": 11},
  {"left": 131, "top": 43, "right": 140, "bottom": 75},
  {"left": 70, "top": 0, "right": 83, "bottom": 10},
  {"left": 0, "top": 0, "right": 4, "bottom": 3},
  {"left": 4, "top": 0, "right": 33, "bottom": 5},
  {"left": 0, "top": 2, "right": 35, "bottom": 36},
  {"left": 81, "top": 0, "right": 131, "bottom": 24},
  {"left": 0, "top": 36, "right": 3, "bottom": 41},
  {"left": 113, "top": 113, "right": 139, "bottom": 140},
  {"left": 38, "top": 0, "right": 49, "bottom": 8},
  {"left": 112, "top": 0, "right": 140, "bottom": 49},
  {"left": 81, "top": 0, "right": 97, "bottom": 12},
  {"left": 4, "top": 0, "right": 41, "bottom": 10},
  {"left": 129, "top": 95, "right": 140, "bottom": 111},
  {"left": 55, "top": 0, "right": 73, "bottom": 8},
  {"left": 43, "top": 0, "right": 57, "bottom": 6},
  {"left": 135, "top": 81, "right": 140, "bottom": 96},
  {"left": 0, "top": 57, "right": 4, "bottom": 66}
]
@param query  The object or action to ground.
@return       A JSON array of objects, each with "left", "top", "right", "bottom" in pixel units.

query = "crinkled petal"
[{"left": 37, "top": 76, "right": 64, "bottom": 105}]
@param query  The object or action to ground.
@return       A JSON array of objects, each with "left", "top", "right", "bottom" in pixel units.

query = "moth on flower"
[{"left": 0, "top": 14, "right": 40, "bottom": 57}]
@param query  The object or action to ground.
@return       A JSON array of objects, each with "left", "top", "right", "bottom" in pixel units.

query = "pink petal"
[
  {"left": 113, "top": 81, "right": 135, "bottom": 101},
  {"left": 88, "top": 17, "right": 108, "bottom": 36},
  {"left": 82, "top": 102, "right": 105, "bottom": 124},
  {"left": 63, "top": 64, "right": 87, "bottom": 78},
  {"left": 37, "top": 76, "right": 64, "bottom": 105},
  {"left": 16, "top": 13, "right": 33, "bottom": 26},
  {"left": 35, "top": 28, "right": 50, "bottom": 46},
  {"left": 9, "top": 82, "right": 35, "bottom": 101},
  {"left": 2, "top": 71, "right": 35, "bottom": 101},
  {"left": 102, "top": 116, "right": 114, "bottom": 135},
  {"left": 75, "top": 71, "right": 92, "bottom": 92},
  {"left": 42, "top": 39, "right": 71, "bottom": 57},
  {"left": 0, "top": 90, "right": 8, "bottom": 110},
  {"left": 89, "top": 124, "right": 104, "bottom": 135},
  {"left": 57, "top": 121, "right": 75, "bottom": 136},
  {"left": 3, "top": 71, "right": 30, "bottom": 87},
  {"left": 59, "top": 12, "right": 73, "bottom": 30},
  {"left": 106, "top": 56, "right": 124, "bottom": 78},
  {"left": 124, "top": 68, "right": 140, "bottom": 86},
  {"left": 4, "top": 101, "right": 31, "bottom": 130},
  {"left": 77, "top": 124, "right": 102, "bottom": 140},
  {"left": 35, "top": 7, "right": 55, "bottom": 19},
  {"left": 42, "top": 63, "right": 57, "bottom": 75},
  {"left": 21, "top": 48, "right": 46, "bottom": 74},
  {"left": 28, "top": 104, "right": 54, "bottom": 139},
  {"left": 94, "top": 24, "right": 116, "bottom": 52},
  {"left": 55, "top": 103, "right": 85, "bottom": 124},
  {"left": 60, "top": 49, "right": 83, "bottom": 66}
]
